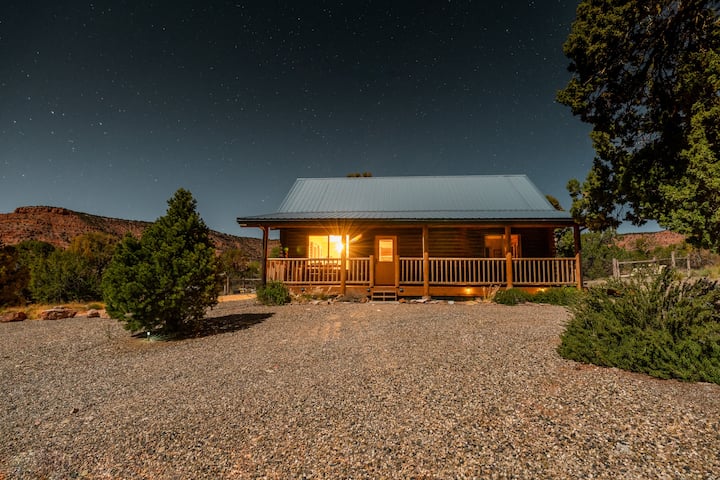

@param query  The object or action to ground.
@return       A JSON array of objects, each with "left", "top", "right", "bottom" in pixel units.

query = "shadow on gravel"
[
  {"left": 129, "top": 313, "right": 273, "bottom": 341},
  {"left": 186, "top": 313, "right": 274, "bottom": 339}
]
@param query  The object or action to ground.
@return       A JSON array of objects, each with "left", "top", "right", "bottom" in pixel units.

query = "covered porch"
[
  {"left": 266, "top": 254, "right": 581, "bottom": 298},
  {"left": 251, "top": 222, "right": 582, "bottom": 298}
]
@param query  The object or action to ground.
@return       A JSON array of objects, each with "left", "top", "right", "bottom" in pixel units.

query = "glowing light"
[{"left": 331, "top": 235, "right": 344, "bottom": 255}]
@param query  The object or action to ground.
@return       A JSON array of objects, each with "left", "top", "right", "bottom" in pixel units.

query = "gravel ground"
[{"left": 1, "top": 300, "right": 719, "bottom": 479}]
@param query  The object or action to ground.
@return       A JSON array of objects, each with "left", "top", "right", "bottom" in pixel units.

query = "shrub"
[
  {"left": 256, "top": 281, "right": 291, "bottom": 305},
  {"left": 30, "top": 249, "right": 100, "bottom": 303},
  {"left": 533, "top": 287, "right": 583, "bottom": 306},
  {"left": 558, "top": 268, "right": 720, "bottom": 384},
  {"left": 493, "top": 288, "right": 532, "bottom": 305}
]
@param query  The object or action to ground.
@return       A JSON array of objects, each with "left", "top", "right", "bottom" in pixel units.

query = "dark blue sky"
[{"left": 1, "top": 1, "right": 612, "bottom": 236}]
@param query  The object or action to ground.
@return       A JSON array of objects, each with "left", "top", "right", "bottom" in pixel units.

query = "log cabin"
[{"left": 237, "top": 175, "right": 582, "bottom": 300}]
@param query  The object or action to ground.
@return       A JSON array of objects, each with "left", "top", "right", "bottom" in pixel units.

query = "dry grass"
[
  {"left": 1, "top": 294, "right": 250, "bottom": 320},
  {"left": 0, "top": 301, "right": 105, "bottom": 320}
]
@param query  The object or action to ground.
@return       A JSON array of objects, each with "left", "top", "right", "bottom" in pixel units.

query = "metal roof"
[{"left": 238, "top": 175, "right": 573, "bottom": 224}]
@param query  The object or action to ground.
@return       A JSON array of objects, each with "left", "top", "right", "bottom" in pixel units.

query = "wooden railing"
[
  {"left": 399, "top": 257, "right": 510, "bottom": 285},
  {"left": 267, "top": 256, "right": 578, "bottom": 287},
  {"left": 428, "top": 258, "right": 506, "bottom": 285},
  {"left": 512, "top": 257, "right": 577, "bottom": 285},
  {"left": 400, "top": 258, "right": 424, "bottom": 284},
  {"left": 267, "top": 258, "right": 370, "bottom": 284},
  {"left": 346, "top": 258, "right": 371, "bottom": 284}
]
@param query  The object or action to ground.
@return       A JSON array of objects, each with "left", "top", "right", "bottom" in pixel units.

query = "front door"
[{"left": 375, "top": 236, "right": 397, "bottom": 285}]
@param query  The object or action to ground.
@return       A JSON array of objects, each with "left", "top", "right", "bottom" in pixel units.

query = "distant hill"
[
  {"left": 615, "top": 230, "right": 686, "bottom": 251},
  {"left": 0, "top": 206, "right": 272, "bottom": 258}
]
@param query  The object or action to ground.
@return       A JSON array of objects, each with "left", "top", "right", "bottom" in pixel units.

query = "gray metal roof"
[{"left": 238, "top": 175, "right": 573, "bottom": 224}]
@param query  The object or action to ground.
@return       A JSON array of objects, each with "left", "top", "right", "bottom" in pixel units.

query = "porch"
[{"left": 266, "top": 253, "right": 582, "bottom": 298}]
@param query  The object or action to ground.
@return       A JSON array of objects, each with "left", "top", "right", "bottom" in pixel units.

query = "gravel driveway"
[{"left": 1, "top": 300, "right": 719, "bottom": 479}]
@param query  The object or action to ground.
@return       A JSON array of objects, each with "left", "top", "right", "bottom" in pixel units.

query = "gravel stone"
[{"left": 1, "top": 300, "right": 719, "bottom": 479}]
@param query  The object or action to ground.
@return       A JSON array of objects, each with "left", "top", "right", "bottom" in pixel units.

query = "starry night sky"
[{"left": 1, "top": 1, "right": 603, "bottom": 236}]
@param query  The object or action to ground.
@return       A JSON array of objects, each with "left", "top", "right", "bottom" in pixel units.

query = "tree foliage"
[
  {"left": 102, "top": 189, "right": 219, "bottom": 334},
  {"left": 25, "top": 233, "right": 118, "bottom": 304},
  {"left": 40, "top": 253, "right": 92, "bottom": 301},
  {"left": 0, "top": 243, "right": 29, "bottom": 307},
  {"left": 558, "top": 1, "right": 720, "bottom": 249}
]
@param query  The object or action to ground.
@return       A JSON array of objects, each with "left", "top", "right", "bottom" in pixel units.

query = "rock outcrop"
[
  {"left": 0, "top": 311, "right": 27, "bottom": 322},
  {"left": 40, "top": 307, "right": 77, "bottom": 320}
]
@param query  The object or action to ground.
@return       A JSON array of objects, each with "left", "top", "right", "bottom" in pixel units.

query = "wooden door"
[{"left": 374, "top": 236, "right": 397, "bottom": 286}]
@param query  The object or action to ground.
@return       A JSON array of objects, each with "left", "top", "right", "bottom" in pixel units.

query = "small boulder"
[
  {"left": 40, "top": 308, "right": 77, "bottom": 320},
  {"left": 0, "top": 311, "right": 27, "bottom": 322},
  {"left": 86, "top": 309, "right": 100, "bottom": 318}
]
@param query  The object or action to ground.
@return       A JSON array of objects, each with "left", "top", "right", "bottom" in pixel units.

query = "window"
[
  {"left": 308, "top": 235, "right": 347, "bottom": 259},
  {"left": 484, "top": 234, "right": 521, "bottom": 258},
  {"left": 378, "top": 238, "right": 394, "bottom": 262}
]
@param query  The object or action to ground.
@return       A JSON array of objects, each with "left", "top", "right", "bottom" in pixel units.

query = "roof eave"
[{"left": 236, "top": 216, "right": 576, "bottom": 229}]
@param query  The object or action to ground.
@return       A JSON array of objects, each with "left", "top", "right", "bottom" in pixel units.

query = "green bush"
[
  {"left": 256, "top": 281, "right": 291, "bottom": 305},
  {"left": 30, "top": 249, "right": 100, "bottom": 303},
  {"left": 493, "top": 288, "right": 532, "bottom": 305},
  {"left": 558, "top": 268, "right": 720, "bottom": 384},
  {"left": 493, "top": 287, "right": 582, "bottom": 306},
  {"left": 533, "top": 287, "right": 583, "bottom": 306}
]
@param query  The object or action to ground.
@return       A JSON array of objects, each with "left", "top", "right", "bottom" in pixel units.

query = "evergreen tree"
[
  {"left": 102, "top": 189, "right": 219, "bottom": 334},
  {"left": 558, "top": 1, "right": 720, "bottom": 249}
]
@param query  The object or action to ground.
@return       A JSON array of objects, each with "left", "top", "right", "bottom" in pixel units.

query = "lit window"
[
  {"left": 308, "top": 235, "right": 347, "bottom": 259},
  {"left": 378, "top": 238, "right": 394, "bottom": 262}
]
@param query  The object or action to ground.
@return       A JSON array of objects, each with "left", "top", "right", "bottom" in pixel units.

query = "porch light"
[{"left": 330, "top": 235, "right": 344, "bottom": 255}]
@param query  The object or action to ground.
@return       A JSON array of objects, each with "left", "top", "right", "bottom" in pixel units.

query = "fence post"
[
  {"left": 612, "top": 258, "right": 619, "bottom": 279},
  {"left": 671, "top": 251, "right": 676, "bottom": 268}
]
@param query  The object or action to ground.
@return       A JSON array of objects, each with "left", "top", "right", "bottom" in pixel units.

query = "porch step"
[{"left": 371, "top": 289, "right": 398, "bottom": 302}]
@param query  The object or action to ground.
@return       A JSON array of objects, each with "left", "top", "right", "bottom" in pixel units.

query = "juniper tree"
[
  {"left": 102, "top": 189, "right": 219, "bottom": 333},
  {"left": 558, "top": 1, "right": 720, "bottom": 250}
]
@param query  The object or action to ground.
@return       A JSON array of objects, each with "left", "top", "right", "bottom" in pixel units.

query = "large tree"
[
  {"left": 558, "top": 0, "right": 720, "bottom": 249},
  {"left": 102, "top": 189, "right": 219, "bottom": 334}
]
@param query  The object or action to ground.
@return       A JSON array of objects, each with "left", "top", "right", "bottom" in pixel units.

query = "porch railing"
[
  {"left": 266, "top": 258, "right": 370, "bottom": 284},
  {"left": 266, "top": 256, "right": 578, "bottom": 287},
  {"left": 512, "top": 257, "right": 577, "bottom": 285},
  {"left": 400, "top": 258, "right": 507, "bottom": 285}
]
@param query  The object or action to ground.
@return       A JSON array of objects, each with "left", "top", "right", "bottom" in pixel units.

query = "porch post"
[
  {"left": 504, "top": 225, "right": 512, "bottom": 255},
  {"left": 369, "top": 254, "right": 375, "bottom": 288},
  {"left": 573, "top": 223, "right": 583, "bottom": 290},
  {"left": 505, "top": 252, "right": 513, "bottom": 289},
  {"left": 260, "top": 226, "right": 269, "bottom": 286},
  {"left": 340, "top": 239, "right": 347, "bottom": 295},
  {"left": 573, "top": 224, "right": 581, "bottom": 256},
  {"left": 504, "top": 225, "right": 513, "bottom": 289},
  {"left": 394, "top": 255, "right": 400, "bottom": 289},
  {"left": 575, "top": 253, "right": 583, "bottom": 290},
  {"left": 422, "top": 225, "right": 430, "bottom": 297}
]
